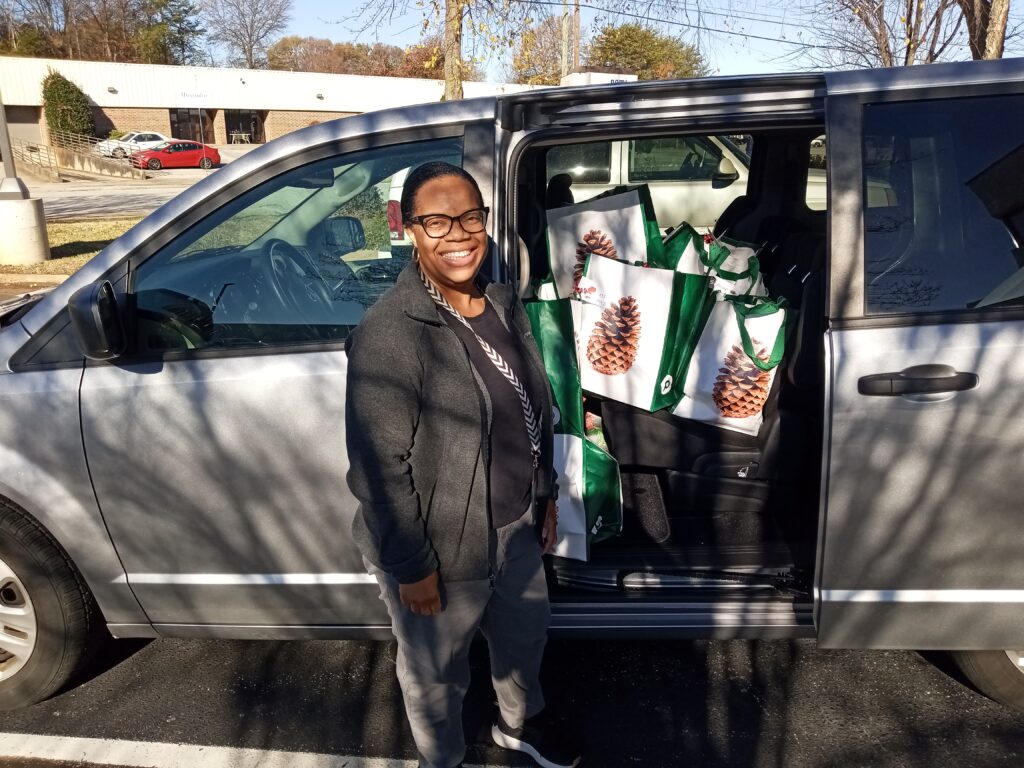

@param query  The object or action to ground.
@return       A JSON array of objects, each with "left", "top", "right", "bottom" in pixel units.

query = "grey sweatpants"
[{"left": 371, "top": 508, "right": 551, "bottom": 768}]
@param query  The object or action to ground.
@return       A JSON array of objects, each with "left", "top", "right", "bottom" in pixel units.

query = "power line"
[{"left": 520, "top": 0, "right": 843, "bottom": 49}]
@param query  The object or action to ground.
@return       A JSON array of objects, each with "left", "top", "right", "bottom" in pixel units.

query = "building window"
[
  {"left": 224, "top": 110, "right": 266, "bottom": 144},
  {"left": 169, "top": 108, "right": 214, "bottom": 143}
]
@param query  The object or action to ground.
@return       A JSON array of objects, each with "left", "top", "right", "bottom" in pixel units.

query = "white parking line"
[{"left": 0, "top": 732, "right": 442, "bottom": 768}]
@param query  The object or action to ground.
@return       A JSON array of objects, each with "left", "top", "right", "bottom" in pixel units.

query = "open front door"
[{"left": 817, "top": 79, "right": 1024, "bottom": 649}]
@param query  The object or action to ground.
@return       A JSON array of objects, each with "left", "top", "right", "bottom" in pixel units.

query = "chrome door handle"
[{"left": 857, "top": 364, "right": 979, "bottom": 397}]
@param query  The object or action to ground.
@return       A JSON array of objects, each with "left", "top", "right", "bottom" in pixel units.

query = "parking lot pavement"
[
  {"left": 2, "top": 637, "right": 1023, "bottom": 768},
  {"left": 24, "top": 179, "right": 195, "bottom": 220}
]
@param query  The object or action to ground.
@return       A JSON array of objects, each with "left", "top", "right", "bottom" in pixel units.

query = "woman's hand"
[
  {"left": 399, "top": 571, "right": 442, "bottom": 616},
  {"left": 541, "top": 499, "right": 559, "bottom": 555}
]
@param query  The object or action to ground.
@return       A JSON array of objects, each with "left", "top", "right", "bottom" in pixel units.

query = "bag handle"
[{"left": 726, "top": 294, "right": 788, "bottom": 372}]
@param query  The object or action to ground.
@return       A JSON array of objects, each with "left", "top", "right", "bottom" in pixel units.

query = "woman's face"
[{"left": 406, "top": 175, "right": 488, "bottom": 293}]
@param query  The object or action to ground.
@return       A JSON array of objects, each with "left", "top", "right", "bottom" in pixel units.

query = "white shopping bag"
[
  {"left": 672, "top": 295, "right": 788, "bottom": 436},
  {"left": 545, "top": 186, "right": 663, "bottom": 299},
  {"left": 576, "top": 255, "right": 711, "bottom": 412},
  {"left": 706, "top": 236, "right": 767, "bottom": 298}
]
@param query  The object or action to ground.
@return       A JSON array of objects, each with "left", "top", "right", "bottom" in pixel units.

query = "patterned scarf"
[{"left": 417, "top": 264, "right": 542, "bottom": 466}]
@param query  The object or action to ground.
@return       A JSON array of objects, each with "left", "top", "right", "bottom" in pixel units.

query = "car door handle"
[{"left": 857, "top": 364, "right": 979, "bottom": 396}]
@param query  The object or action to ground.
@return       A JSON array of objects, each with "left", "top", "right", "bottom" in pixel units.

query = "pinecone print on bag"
[
  {"left": 574, "top": 230, "right": 618, "bottom": 290},
  {"left": 712, "top": 344, "right": 772, "bottom": 418},
  {"left": 586, "top": 296, "right": 642, "bottom": 375}
]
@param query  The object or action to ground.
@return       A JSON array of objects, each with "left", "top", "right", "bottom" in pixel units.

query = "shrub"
[
  {"left": 108, "top": 129, "right": 127, "bottom": 140},
  {"left": 41, "top": 70, "right": 96, "bottom": 138}
]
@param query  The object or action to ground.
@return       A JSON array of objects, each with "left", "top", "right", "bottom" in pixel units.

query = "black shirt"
[{"left": 443, "top": 300, "right": 537, "bottom": 528}]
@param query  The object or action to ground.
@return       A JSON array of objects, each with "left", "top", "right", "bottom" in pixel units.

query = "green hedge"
[{"left": 42, "top": 70, "right": 96, "bottom": 137}]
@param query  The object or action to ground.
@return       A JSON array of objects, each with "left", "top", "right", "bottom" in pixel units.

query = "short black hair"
[{"left": 400, "top": 161, "right": 484, "bottom": 225}]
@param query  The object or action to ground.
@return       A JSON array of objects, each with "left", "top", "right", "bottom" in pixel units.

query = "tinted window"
[
  {"left": 130, "top": 136, "right": 463, "bottom": 356},
  {"left": 863, "top": 95, "right": 1024, "bottom": 315},
  {"left": 546, "top": 142, "right": 612, "bottom": 184},
  {"left": 628, "top": 136, "right": 723, "bottom": 182}
]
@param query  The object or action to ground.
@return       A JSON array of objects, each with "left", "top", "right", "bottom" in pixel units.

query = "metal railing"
[
  {"left": 11, "top": 138, "right": 61, "bottom": 181},
  {"left": 48, "top": 128, "right": 106, "bottom": 155}
]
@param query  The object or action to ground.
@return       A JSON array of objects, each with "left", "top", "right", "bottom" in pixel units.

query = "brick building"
[{"left": 0, "top": 57, "right": 539, "bottom": 146}]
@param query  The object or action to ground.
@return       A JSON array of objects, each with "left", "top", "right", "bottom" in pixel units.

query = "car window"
[
  {"left": 546, "top": 142, "right": 612, "bottom": 184},
  {"left": 807, "top": 135, "right": 827, "bottom": 211},
  {"left": 628, "top": 136, "right": 723, "bottom": 182},
  {"left": 863, "top": 94, "right": 1024, "bottom": 315},
  {"left": 130, "top": 136, "right": 464, "bottom": 356}
]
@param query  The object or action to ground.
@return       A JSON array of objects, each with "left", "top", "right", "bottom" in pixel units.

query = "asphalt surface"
[{"left": 3, "top": 637, "right": 1023, "bottom": 767}]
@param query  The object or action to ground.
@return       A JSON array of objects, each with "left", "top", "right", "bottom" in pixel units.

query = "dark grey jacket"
[{"left": 345, "top": 262, "right": 556, "bottom": 584}]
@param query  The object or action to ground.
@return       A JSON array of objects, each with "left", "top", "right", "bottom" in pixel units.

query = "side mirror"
[
  {"left": 712, "top": 157, "right": 740, "bottom": 188},
  {"left": 325, "top": 216, "right": 366, "bottom": 254},
  {"left": 68, "top": 280, "right": 126, "bottom": 361}
]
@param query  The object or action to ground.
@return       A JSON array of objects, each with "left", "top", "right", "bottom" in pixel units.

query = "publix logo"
[
  {"left": 552, "top": 406, "right": 560, "bottom": 426},
  {"left": 591, "top": 516, "right": 603, "bottom": 535},
  {"left": 660, "top": 375, "right": 673, "bottom": 395}
]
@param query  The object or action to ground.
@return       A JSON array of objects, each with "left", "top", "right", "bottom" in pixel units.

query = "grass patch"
[{"left": 0, "top": 217, "right": 142, "bottom": 275}]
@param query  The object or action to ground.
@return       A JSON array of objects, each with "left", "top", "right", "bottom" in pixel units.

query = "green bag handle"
[
  {"left": 725, "top": 294, "right": 789, "bottom": 372},
  {"left": 715, "top": 252, "right": 760, "bottom": 283},
  {"left": 699, "top": 241, "right": 730, "bottom": 270}
]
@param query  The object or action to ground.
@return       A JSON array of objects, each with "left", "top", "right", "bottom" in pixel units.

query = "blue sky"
[
  {"left": 280, "top": 0, "right": 798, "bottom": 78},
  {"left": 280, "top": 0, "right": 1023, "bottom": 81}
]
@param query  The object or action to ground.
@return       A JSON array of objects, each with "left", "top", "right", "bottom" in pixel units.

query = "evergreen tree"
[{"left": 42, "top": 70, "right": 97, "bottom": 138}]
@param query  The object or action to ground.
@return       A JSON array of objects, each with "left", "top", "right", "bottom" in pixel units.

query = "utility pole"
[
  {"left": 573, "top": 0, "right": 580, "bottom": 72},
  {"left": 561, "top": 0, "right": 570, "bottom": 79}
]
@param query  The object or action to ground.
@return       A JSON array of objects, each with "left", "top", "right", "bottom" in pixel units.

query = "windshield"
[{"left": 151, "top": 142, "right": 171, "bottom": 152}]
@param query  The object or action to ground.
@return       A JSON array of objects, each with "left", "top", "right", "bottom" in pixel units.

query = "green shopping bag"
[
  {"left": 525, "top": 299, "right": 623, "bottom": 559},
  {"left": 577, "top": 255, "right": 714, "bottom": 412},
  {"left": 703, "top": 234, "right": 767, "bottom": 297},
  {"left": 545, "top": 184, "right": 665, "bottom": 299},
  {"left": 652, "top": 221, "right": 708, "bottom": 275}
]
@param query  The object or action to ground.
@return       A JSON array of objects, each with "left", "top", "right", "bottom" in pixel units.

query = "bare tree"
[
  {"left": 203, "top": 0, "right": 290, "bottom": 68},
  {"left": 789, "top": 0, "right": 1018, "bottom": 69},
  {"left": 955, "top": 0, "right": 1011, "bottom": 58},
  {"left": 345, "top": 0, "right": 707, "bottom": 101}
]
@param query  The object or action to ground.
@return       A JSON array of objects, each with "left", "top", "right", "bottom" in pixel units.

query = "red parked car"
[{"left": 130, "top": 140, "right": 220, "bottom": 170}]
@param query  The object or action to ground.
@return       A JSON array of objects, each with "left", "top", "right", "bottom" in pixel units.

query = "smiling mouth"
[{"left": 440, "top": 249, "right": 475, "bottom": 263}]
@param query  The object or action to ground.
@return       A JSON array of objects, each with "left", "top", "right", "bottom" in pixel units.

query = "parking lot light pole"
[{"left": 0, "top": 83, "right": 50, "bottom": 265}]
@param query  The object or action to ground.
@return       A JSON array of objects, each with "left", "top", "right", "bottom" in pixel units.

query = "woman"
[{"left": 345, "top": 162, "right": 580, "bottom": 768}]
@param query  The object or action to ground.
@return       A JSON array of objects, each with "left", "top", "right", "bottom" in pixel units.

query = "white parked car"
[{"left": 95, "top": 131, "right": 171, "bottom": 159}]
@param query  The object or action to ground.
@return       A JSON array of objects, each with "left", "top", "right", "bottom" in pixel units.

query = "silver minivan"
[{"left": 3, "top": 59, "right": 1024, "bottom": 714}]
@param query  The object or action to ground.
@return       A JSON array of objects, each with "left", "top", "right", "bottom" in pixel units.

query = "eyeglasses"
[{"left": 407, "top": 207, "right": 489, "bottom": 238}]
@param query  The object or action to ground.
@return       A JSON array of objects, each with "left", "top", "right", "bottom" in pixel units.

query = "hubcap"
[
  {"left": 1005, "top": 650, "right": 1024, "bottom": 674},
  {"left": 0, "top": 557, "right": 37, "bottom": 681}
]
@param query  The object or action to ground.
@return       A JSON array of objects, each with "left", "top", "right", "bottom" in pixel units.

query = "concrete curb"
[{"left": 0, "top": 273, "right": 68, "bottom": 285}]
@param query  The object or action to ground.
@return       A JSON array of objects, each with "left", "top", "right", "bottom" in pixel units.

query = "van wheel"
[
  {"left": 952, "top": 650, "right": 1024, "bottom": 713},
  {"left": 0, "top": 502, "right": 101, "bottom": 710}
]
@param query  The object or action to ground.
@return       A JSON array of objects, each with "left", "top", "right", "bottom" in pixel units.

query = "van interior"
[{"left": 513, "top": 126, "right": 829, "bottom": 611}]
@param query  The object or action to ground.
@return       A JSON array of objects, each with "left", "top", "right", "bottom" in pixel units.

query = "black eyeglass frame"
[{"left": 406, "top": 207, "right": 490, "bottom": 238}]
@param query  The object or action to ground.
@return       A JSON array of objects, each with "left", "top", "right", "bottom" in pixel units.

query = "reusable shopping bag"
[
  {"left": 576, "top": 255, "right": 712, "bottom": 412},
  {"left": 545, "top": 185, "right": 664, "bottom": 299},
  {"left": 704, "top": 235, "right": 767, "bottom": 298},
  {"left": 652, "top": 221, "right": 708, "bottom": 275},
  {"left": 672, "top": 294, "right": 788, "bottom": 436},
  {"left": 525, "top": 299, "right": 623, "bottom": 561}
]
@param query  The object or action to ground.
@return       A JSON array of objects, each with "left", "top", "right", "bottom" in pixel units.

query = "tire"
[
  {"left": 952, "top": 650, "right": 1024, "bottom": 713},
  {"left": 147, "top": 158, "right": 162, "bottom": 170},
  {"left": 199, "top": 157, "right": 213, "bottom": 170},
  {"left": 112, "top": 148, "right": 126, "bottom": 159},
  {"left": 0, "top": 501, "right": 101, "bottom": 711}
]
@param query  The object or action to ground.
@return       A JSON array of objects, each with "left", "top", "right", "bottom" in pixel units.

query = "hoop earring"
[{"left": 412, "top": 247, "right": 420, "bottom": 263}]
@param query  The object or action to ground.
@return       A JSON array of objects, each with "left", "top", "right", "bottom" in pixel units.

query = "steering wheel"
[{"left": 260, "top": 238, "right": 334, "bottom": 323}]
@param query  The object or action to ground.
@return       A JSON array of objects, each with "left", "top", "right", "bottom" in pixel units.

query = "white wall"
[{"left": 0, "top": 57, "right": 543, "bottom": 114}]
